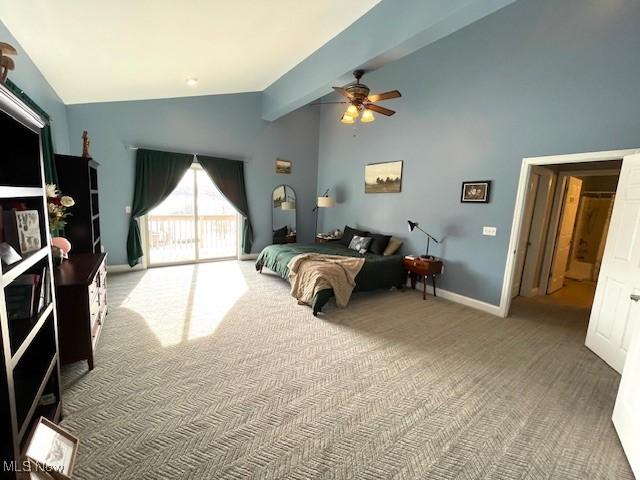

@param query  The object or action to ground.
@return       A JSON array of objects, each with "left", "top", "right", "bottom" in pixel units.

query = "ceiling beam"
[{"left": 261, "top": 0, "right": 518, "bottom": 121}]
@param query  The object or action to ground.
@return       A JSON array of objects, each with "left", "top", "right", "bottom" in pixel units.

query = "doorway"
[
  {"left": 501, "top": 149, "right": 640, "bottom": 371},
  {"left": 145, "top": 163, "right": 239, "bottom": 266},
  {"left": 514, "top": 169, "right": 620, "bottom": 308}
]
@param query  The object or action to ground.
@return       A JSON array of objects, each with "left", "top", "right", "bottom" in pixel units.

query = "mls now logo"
[{"left": 3, "top": 460, "right": 64, "bottom": 474}]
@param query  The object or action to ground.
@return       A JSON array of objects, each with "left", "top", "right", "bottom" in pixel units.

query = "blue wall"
[
  {"left": 0, "top": 20, "right": 70, "bottom": 154},
  {"left": 66, "top": 95, "right": 319, "bottom": 265},
  {"left": 317, "top": 0, "right": 640, "bottom": 305}
]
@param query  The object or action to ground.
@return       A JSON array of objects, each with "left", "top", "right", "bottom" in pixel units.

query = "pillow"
[
  {"left": 368, "top": 233, "right": 391, "bottom": 255},
  {"left": 383, "top": 237, "right": 403, "bottom": 256},
  {"left": 340, "top": 225, "right": 368, "bottom": 246},
  {"left": 348, "top": 235, "right": 372, "bottom": 254},
  {"left": 272, "top": 226, "right": 288, "bottom": 243}
]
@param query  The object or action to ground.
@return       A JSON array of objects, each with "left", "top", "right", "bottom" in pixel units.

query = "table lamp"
[
  {"left": 314, "top": 189, "right": 336, "bottom": 235},
  {"left": 408, "top": 220, "right": 440, "bottom": 259}
]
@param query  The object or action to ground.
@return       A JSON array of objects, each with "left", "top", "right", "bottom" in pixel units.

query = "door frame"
[
  {"left": 538, "top": 169, "right": 621, "bottom": 295},
  {"left": 499, "top": 149, "right": 640, "bottom": 317},
  {"left": 142, "top": 163, "right": 241, "bottom": 268},
  {"left": 519, "top": 166, "right": 557, "bottom": 297}
]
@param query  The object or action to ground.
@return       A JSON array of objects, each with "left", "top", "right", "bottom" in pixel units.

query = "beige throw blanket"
[{"left": 287, "top": 253, "right": 365, "bottom": 308}]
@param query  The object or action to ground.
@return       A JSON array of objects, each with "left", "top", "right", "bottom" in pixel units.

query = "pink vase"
[{"left": 51, "top": 237, "right": 72, "bottom": 259}]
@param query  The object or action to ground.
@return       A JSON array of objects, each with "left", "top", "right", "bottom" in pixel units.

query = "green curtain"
[
  {"left": 5, "top": 79, "right": 58, "bottom": 184},
  {"left": 126, "top": 148, "right": 193, "bottom": 266},
  {"left": 197, "top": 155, "right": 253, "bottom": 254}
]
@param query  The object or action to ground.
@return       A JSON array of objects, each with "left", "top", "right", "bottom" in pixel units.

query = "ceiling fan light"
[
  {"left": 346, "top": 104, "right": 359, "bottom": 118},
  {"left": 361, "top": 109, "right": 375, "bottom": 123},
  {"left": 340, "top": 113, "right": 355, "bottom": 124}
]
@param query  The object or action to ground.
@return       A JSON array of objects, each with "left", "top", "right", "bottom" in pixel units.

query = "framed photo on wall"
[
  {"left": 275, "top": 159, "right": 292, "bottom": 174},
  {"left": 461, "top": 181, "right": 491, "bottom": 203},
  {"left": 364, "top": 160, "right": 403, "bottom": 193}
]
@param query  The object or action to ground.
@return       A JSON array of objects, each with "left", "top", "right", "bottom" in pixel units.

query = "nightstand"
[
  {"left": 315, "top": 235, "right": 342, "bottom": 244},
  {"left": 403, "top": 256, "right": 444, "bottom": 299}
]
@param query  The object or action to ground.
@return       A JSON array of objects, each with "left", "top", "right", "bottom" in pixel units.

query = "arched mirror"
[{"left": 272, "top": 185, "right": 297, "bottom": 244}]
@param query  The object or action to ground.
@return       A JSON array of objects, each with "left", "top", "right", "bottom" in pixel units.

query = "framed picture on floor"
[{"left": 461, "top": 181, "right": 491, "bottom": 203}]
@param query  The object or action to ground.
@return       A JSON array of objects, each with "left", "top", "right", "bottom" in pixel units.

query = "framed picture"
[
  {"left": 16, "top": 210, "right": 42, "bottom": 253},
  {"left": 25, "top": 416, "right": 79, "bottom": 479},
  {"left": 3, "top": 208, "right": 42, "bottom": 254},
  {"left": 461, "top": 181, "right": 491, "bottom": 203},
  {"left": 275, "top": 158, "right": 292, "bottom": 174},
  {"left": 365, "top": 160, "right": 403, "bottom": 193}
]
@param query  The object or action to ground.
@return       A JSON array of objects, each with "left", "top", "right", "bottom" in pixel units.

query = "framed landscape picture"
[
  {"left": 365, "top": 161, "right": 403, "bottom": 193},
  {"left": 461, "top": 181, "right": 491, "bottom": 203},
  {"left": 275, "top": 159, "right": 292, "bottom": 174}
]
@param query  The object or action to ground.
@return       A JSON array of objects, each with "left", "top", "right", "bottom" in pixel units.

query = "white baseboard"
[
  {"left": 239, "top": 253, "right": 258, "bottom": 260},
  {"left": 435, "top": 288, "right": 502, "bottom": 316},
  {"left": 410, "top": 278, "right": 502, "bottom": 316},
  {"left": 107, "top": 263, "right": 146, "bottom": 273}
]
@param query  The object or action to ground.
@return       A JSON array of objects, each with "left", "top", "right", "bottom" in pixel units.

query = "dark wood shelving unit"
[
  {"left": 54, "top": 154, "right": 102, "bottom": 254},
  {"left": 0, "top": 83, "right": 63, "bottom": 479}
]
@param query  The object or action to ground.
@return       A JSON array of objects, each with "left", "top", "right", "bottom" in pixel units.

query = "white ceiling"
[{"left": 0, "top": 0, "right": 380, "bottom": 104}]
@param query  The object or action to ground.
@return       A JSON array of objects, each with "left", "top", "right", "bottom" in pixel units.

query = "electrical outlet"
[
  {"left": 483, "top": 226, "right": 497, "bottom": 236},
  {"left": 125, "top": 206, "right": 132, "bottom": 214}
]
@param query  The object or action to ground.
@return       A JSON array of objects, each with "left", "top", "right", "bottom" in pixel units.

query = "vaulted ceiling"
[{"left": 0, "top": 0, "right": 380, "bottom": 104}]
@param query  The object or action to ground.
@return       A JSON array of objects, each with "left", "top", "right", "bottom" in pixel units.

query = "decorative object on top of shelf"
[
  {"left": 82, "top": 130, "right": 91, "bottom": 158},
  {"left": 365, "top": 161, "right": 403, "bottom": 193},
  {"left": 461, "top": 180, "right": 491, "bottom": 203},
  {"left": 0, "top": 42, "right": 17, "bottom": 83},
  {"left": 311, "top": 70, "right": 401, "bottom": 124},
  {"left": 46, "top": 184, "right": 75, "bottom": 232},
  {"left": 407, "top": 220, "right": 441, "bottom": 260},
  {"left": 275, "top": 158, "right": 292, "bottom": 174}
]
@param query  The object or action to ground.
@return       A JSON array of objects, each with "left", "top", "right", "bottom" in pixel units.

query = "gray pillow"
[{"left": 348, "top": 235, "right": 372, "bottom": 254}]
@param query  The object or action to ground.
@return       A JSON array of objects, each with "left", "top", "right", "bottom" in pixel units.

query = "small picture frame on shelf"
[
  {"left": 3, "top": 208, "right": 41, "bottom": 254},
  {"left": 461, "top": 181, "right": 491, "bottom": 203}
]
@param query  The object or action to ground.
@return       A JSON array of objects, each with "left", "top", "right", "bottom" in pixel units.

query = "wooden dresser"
[{"left": 54, "top": 253, "right": 107, "bottom": 370}]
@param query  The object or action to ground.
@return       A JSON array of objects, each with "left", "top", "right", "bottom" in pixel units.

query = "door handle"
[{"left": 631, "top": 294, "right": 640, "bottom": 302}]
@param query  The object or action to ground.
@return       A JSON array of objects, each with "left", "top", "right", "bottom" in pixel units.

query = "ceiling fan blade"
[
  {"left": 367, "top": 90, "right": 401, "bottom": 102},
  {"left": 332, "top": 86, "right": 353, "bottom": 99},
  {"left": 310, "top": 101, "right": 348, "bottom": 106},
  {"left": 365, "top": 103, "right": 395, "bottom": 116}
]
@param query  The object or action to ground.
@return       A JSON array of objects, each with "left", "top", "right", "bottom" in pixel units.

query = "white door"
[
  {"left": 521, "top": 167, "right": 556, "bottom": 296},
  {"left": 547, "top": 177, "right": 583, "bottom": 293},
  {"left": 512, "top": 174, "right": 540, "bottom": 298},
  {"left": 586, "top": 153, "right": 640, "bottom": 373},
  {"left": 612, "top": 298, "right": 640, "bottom": 477}
]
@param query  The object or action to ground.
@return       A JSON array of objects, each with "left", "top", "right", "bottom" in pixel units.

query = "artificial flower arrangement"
[{"left": 46, "top": 184, "right": 75, "bottom": 232}]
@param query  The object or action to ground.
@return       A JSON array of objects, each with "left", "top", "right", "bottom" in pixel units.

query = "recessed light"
[{"left": 186, "top": 78, "right": 199, "bottom": 87}]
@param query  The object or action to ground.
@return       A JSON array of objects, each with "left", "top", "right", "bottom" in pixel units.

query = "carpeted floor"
[{"left": 59, "top": 261, "right": 632, "bottom": 479}]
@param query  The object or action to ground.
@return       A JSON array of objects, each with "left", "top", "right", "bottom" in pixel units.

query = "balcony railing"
[{"left": 147, "top": 214, "right": 237, "bottom": 264}]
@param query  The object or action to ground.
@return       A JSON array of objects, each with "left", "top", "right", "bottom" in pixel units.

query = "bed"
[{"left": 255, "top": 242, "right": 405, "bottom": 315}]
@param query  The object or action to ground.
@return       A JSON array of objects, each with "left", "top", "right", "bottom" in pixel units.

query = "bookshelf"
[
  {"left": 55, "top": 155, "right": 102, "bottom": 253},
  {"left": 0, "top": 83, "right": 62, "bottom": 479}
]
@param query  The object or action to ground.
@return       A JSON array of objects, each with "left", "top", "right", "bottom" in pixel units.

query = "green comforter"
[{"left": 255, "top": 243, "right": 405, "bottom": 312}]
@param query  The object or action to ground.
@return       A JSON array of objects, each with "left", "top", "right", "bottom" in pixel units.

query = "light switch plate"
[{"left": 483, "top": 226, "right": 497, "bottom": 236}]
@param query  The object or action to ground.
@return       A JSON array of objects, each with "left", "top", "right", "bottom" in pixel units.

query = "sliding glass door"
[{"left": 146, "top": 164, "right": 238, "bottom": 266}]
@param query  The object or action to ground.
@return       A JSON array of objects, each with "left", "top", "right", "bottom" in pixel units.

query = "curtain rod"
[{"left": 124, "top": 144, "right": 246, "bottom": 162}]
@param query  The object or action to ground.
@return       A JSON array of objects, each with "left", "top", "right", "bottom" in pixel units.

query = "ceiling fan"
[{"left": 313, "top": 69, "right": 401, "bottom": 124}]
